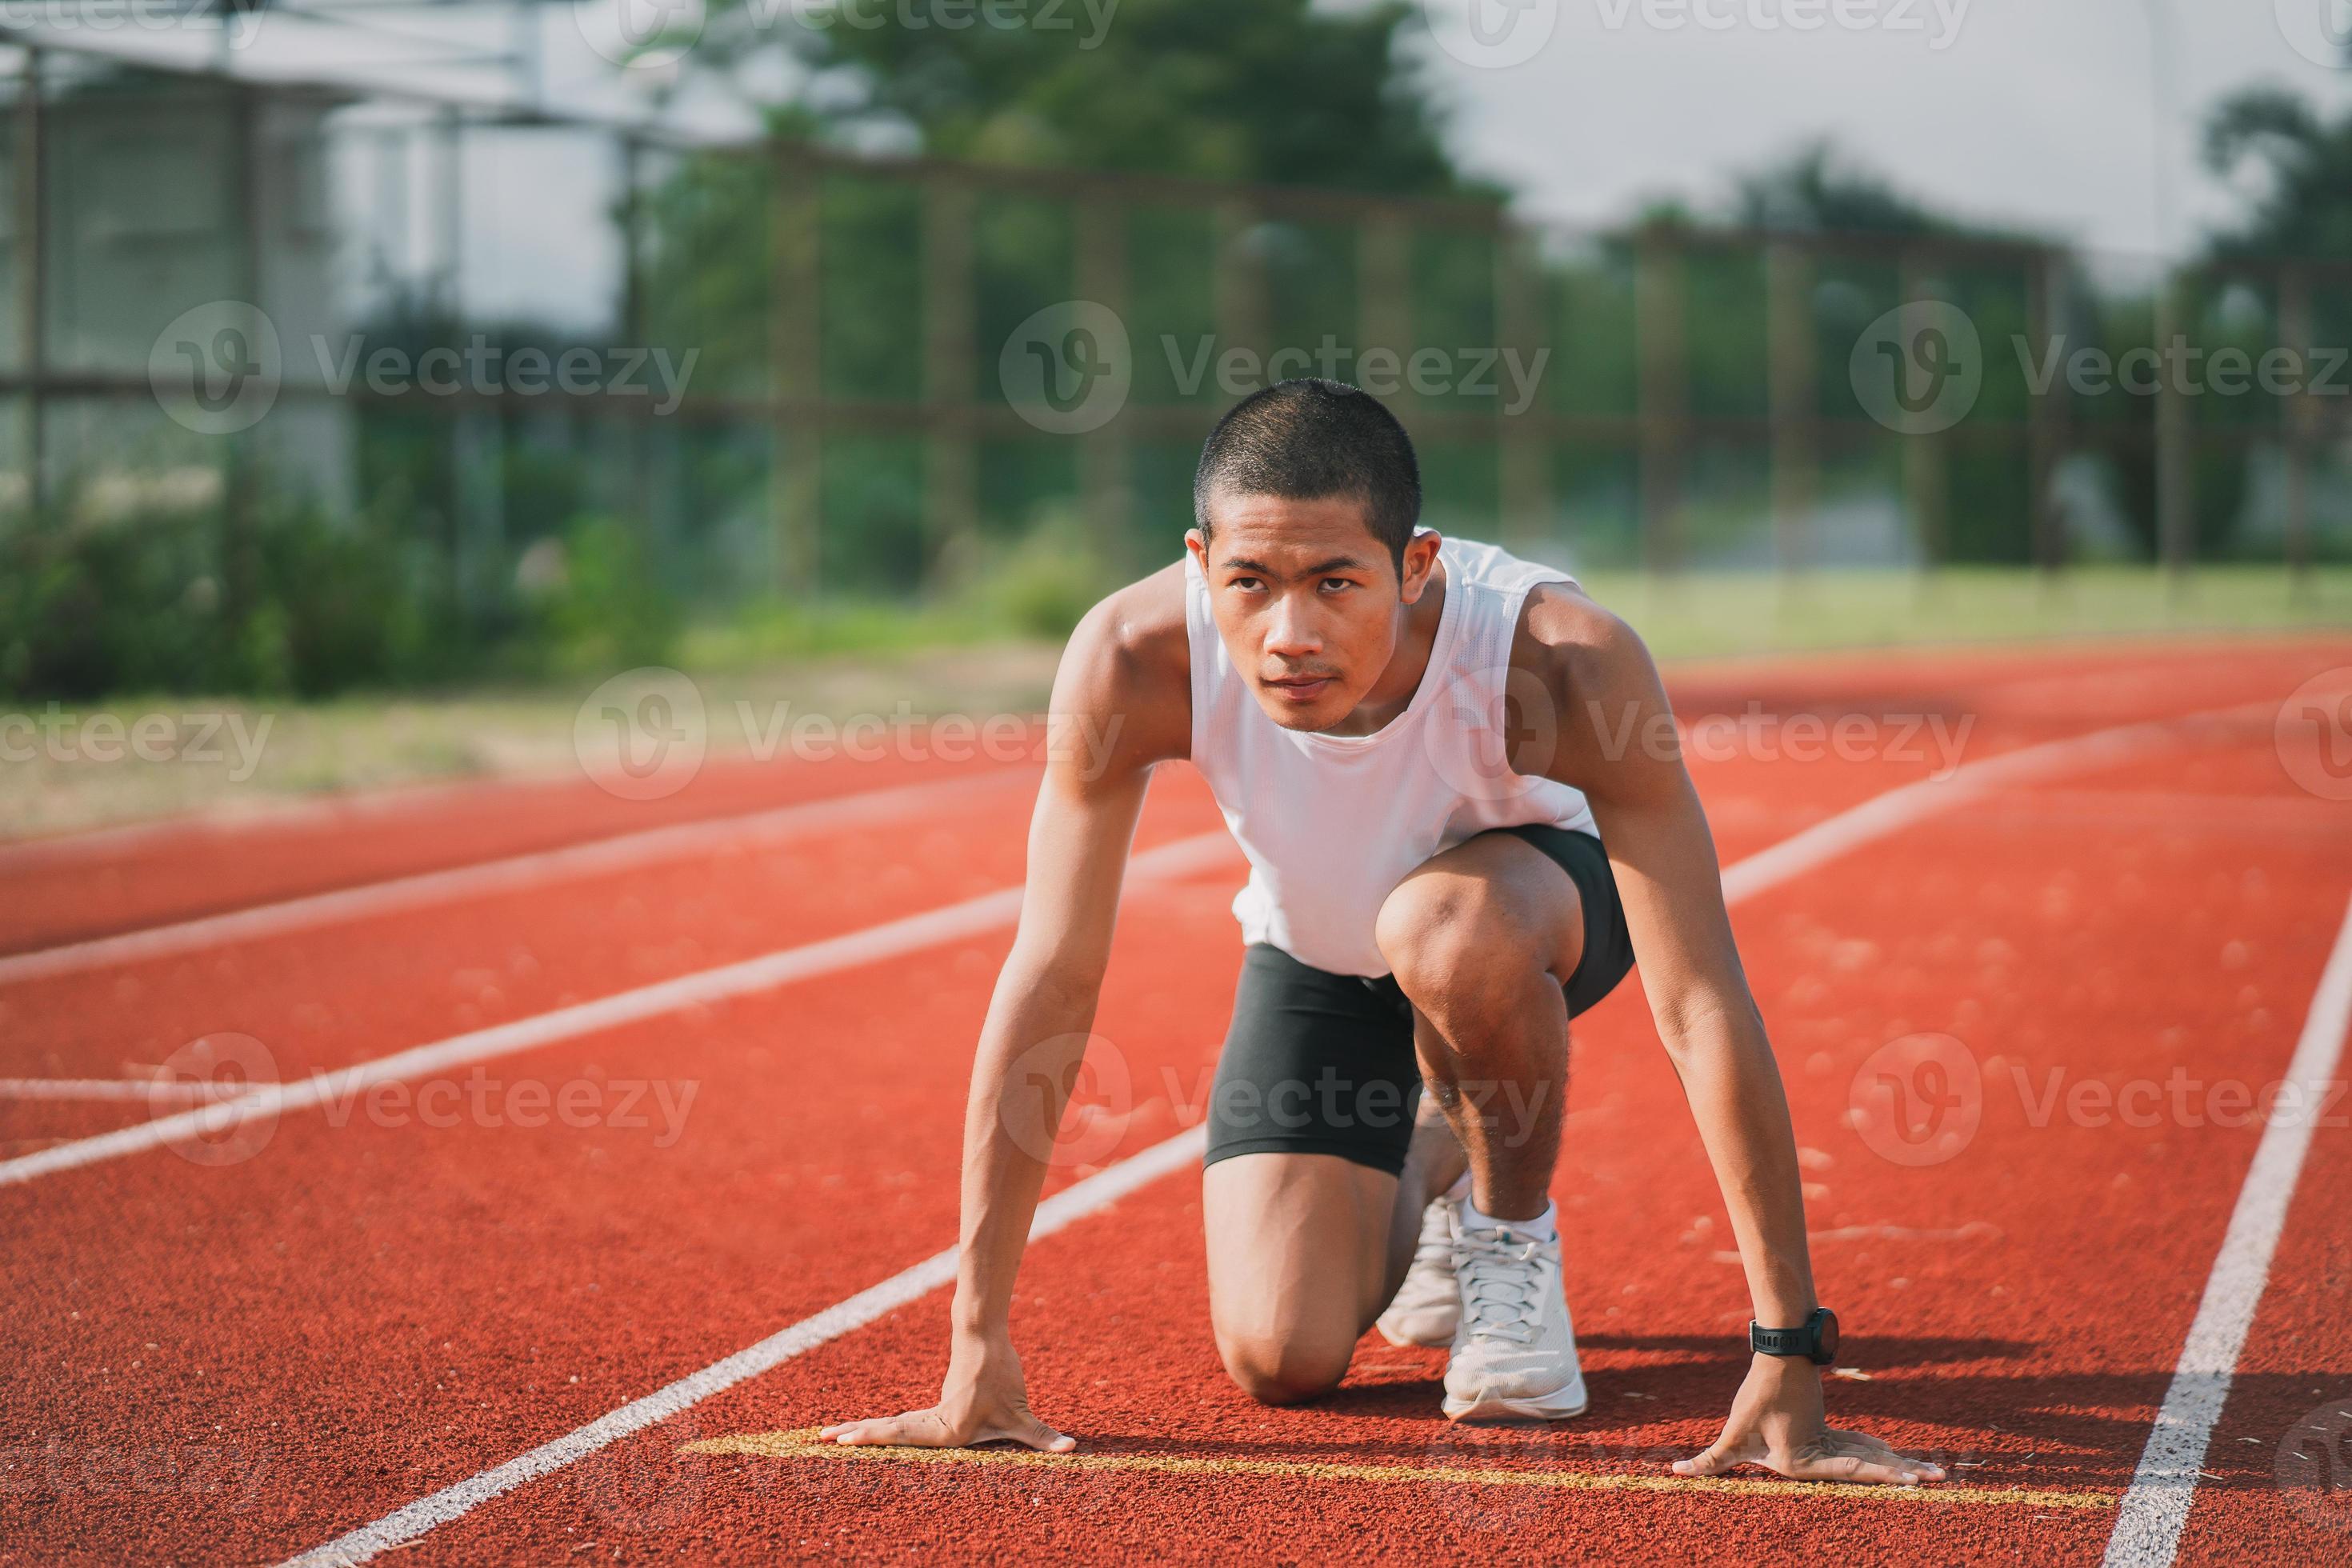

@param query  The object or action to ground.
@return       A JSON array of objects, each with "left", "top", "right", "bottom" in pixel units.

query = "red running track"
[{"left": 2, "top": 636, "right": 2349, "bottom": 1566}]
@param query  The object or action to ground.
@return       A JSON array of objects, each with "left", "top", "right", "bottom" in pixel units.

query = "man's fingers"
[
  {"left": 1786, "top": 1442, "right": 1937, "bottom": 1486},
  {"left": 1670, "top": 1438, "right": 1742, "bottom": 1478},
  {"left": 822, "top": 1409, "right": 948, "bottom": 1447},
  {"left": 1002, "top": 1414, "right": 1078, "bottom": 1454}
]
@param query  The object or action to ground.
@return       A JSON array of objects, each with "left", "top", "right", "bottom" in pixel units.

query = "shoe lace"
[{"left": 1454, "top": 1227, "right": 1550, "bottom": 1346}]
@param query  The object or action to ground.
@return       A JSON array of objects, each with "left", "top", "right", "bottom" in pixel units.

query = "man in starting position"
[{"left": 826, "top": 379, "right": 1943, "bottom": 1486}]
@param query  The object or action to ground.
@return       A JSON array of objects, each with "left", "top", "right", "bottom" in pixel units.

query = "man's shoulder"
[
  {"left": 1070, "top": 559, "right": 1190, "bottom": 686},
  {"left": 1053, "top": 560, "right": 1193, "bottom": 763},
  {"left": 1514, "top": 578, "right": 1652, "bottom": 688}
]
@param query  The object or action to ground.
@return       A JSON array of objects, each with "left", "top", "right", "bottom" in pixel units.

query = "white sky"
[
  {"left": 1414, "top": 0, "right": 2352, "bottom": 261},
  {"left": 14, "top": 0, "right": 2352, "bottom": 269}
]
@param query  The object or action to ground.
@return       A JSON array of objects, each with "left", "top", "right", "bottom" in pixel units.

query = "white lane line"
[
  {"left": 2102, "top": 890, "right": 2352, "bottom": 1568},
  {"left": 270, "top": 702, "right": 2264, "bottom": 1566},
  {"left": 1718, "top": 703, "right": 2262, "bottom": 906},
  {"left": 280, "top": 1126, "right": 1208, "bottom": 1568},
  {"left": 0, "top": 771, "right": 1030, "bottom": 988},
  {"left": 0, "top": 831, "right": 1235, "bottom": 1190},
  {"left": 0, "top": 1078, "right": 246, "bottom": 1104}
]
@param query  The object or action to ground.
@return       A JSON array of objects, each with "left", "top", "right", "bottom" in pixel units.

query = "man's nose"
[{"left": 1263, "top": 594, "right": 1324, "bottom": 660}]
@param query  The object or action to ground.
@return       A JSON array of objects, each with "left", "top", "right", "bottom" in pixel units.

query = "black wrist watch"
[{"left": 1749, "top": 1306, "right": 1838, "bottom": 1366}]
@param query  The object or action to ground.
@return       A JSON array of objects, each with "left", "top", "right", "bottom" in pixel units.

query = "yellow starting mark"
[{"left": 681, "top": 1429, "right": 2114, "bottom": 1512}]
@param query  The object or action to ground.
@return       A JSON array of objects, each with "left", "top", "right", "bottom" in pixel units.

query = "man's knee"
[
  {"left": 1374, "top": 869, "right": 1554, "bottom": 1006},
  {"left": 1216, "top": 1330, "right": 1354, "bottom": 1406}
]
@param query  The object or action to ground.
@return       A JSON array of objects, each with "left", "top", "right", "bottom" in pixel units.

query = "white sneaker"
[
  {"left": 1375, "top": 1195, "right": 1461, "bottom": 1347},
  {"left": 1441, "top": 1210, "right": 1588, "bottom": 1422}
]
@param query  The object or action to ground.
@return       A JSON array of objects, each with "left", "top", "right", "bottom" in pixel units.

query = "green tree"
[
  {"left": 2201, "top": 86, "right": 2352, "bottom": 261},
  {"left": 707, "top": 0, "right": 1489, "bottom": 197}
]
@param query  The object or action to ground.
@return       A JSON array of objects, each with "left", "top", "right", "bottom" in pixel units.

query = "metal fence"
[{"left": 5, "top": 44, "right": 2349, "bottom": 626}]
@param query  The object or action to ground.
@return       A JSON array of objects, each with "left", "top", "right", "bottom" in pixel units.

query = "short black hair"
[{"left": 1192, "top": 378, "right": 1422, "bottom": 572}]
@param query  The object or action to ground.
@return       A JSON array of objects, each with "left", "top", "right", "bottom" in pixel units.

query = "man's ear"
[
  {"left": 1184, "top": 527, "right": 1208, "bottom": 572},
  {"left": 1398, "top": 530, "right": 1442, "bottom": 604}
]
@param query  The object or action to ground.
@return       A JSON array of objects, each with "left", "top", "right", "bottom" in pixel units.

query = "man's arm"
[
  {"left": 822, "top": 571, "right": 1190, "bottom": 1452},
  {"left": 1523, "top": 586, "right": 1945, "bottom": 1487}
]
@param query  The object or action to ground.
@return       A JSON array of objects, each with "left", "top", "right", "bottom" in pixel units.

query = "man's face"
[{"left": 1186, "top": 491, "right": 1440, "bottom": 734}]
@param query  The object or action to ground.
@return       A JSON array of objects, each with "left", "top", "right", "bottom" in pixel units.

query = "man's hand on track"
[
  {"left": 820, "top": 1335, "right": 1075, "bottom": 1453},
  {"left": 1672, "top": 1354, "right": 1946, "bottom": 1486}
]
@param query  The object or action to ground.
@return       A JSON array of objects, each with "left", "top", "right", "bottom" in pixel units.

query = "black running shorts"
[{"left": 1202, "top": 824, "right": 1634, "bottom": 1177}]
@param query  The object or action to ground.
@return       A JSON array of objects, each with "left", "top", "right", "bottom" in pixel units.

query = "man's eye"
[
  {"left": 1230, "top": 577, "right": 1264, "bottom": 592},
  {"left": 1321, "top": 578, "right": 1354, "bottom": 593}
]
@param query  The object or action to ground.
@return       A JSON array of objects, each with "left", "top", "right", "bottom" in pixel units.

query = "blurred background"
[{"left": 2, "top": 0, "right": 2350, "bottom": 830}]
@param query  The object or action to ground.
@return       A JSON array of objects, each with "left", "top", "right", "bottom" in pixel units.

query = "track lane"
[
  {"left": 387, "top": 725, "right": 2352, "bottom": 1566},
  {"left": 3, "top": 641, "right": 2346, "bottom": 1565}
]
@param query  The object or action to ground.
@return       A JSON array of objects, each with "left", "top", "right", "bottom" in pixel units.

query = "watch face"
[{"left": 1814, "top": 1308, "right": 1840, "bottom": 1365}]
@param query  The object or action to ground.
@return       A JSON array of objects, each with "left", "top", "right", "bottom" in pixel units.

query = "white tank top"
[{"left": 1184, "top": 534, "right": 1600, "bottom": 978}]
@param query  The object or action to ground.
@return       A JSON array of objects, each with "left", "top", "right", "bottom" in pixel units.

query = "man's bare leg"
[
  {"left": 1375, "top": 830, "right": 1591, "bottom": 1421},
  {"left": 1202, "top": 1153, "right": 1392, "bottom": 1403},
  {"left": 1376, "top": 833, "right": 1584, "bottom": 1221}
]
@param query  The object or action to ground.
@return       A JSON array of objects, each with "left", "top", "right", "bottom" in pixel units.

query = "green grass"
[
  {"left": 4, "top": 566, "right": 2344, "bottom": 840},
  {"left": 1582, "top": 566, "right": 2352, "bottom": 662}
]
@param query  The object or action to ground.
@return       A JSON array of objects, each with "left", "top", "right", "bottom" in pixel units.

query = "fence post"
[
  {"left": 1765, "top": 238, "right": 1816, "bottom": 580},
  {"left": 1898, "top": 250, "right": 1947, "bottom": 578},
  {"left": 1215, "top": 199, "right": 1269, "bottom": 378},
  {"left": 1074, "top": 196, "right": 1133, "bottom": 566},
  {"left": 2279, "top": 262, "right": 2314, "bottom": 600},
  {"left": 772, "top": 150, "right": 822, "bottom": 596},
  {"left": 1634, "top": 226, "right": 1684, "bottom": 576},
  {"left": 1495, "top": 221, "right": 1552, "bottom": 552},
  {"left": 14, "top": 47, "right": 41, "bottom": 526},
  {"left": 2026, "top": 249, "right": 2070, "bottom": 578},
  {"left": 921, "top": 175, "right": 977, "bottom": 577},
  {"left": 2154, "top": 266, "right": 2192, "bottom": 590}
]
